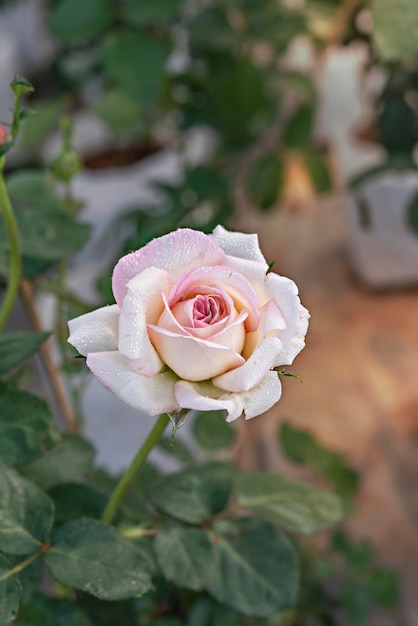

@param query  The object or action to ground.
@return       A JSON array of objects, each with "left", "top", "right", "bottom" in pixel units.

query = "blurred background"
[{"left": 1, "top": 0, "right": 418, "bottom": 624}]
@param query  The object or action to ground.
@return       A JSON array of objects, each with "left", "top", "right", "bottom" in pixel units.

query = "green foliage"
[
  {"left": 0, "top": 554, "right": 22, "bottom": 626},
  {"left": 207, "top": 521, "right": 298, "bottom": 617},
  {"left": 207, "top": 60, "right": 268, "bottom": 142},
  {"left": 330, "top": 530, "right": 399, "bottom": 625},
  {"left": 373, "top": 0, "right": 418, "bottom": 60},
  {"left": 280, "top": 422, "right": 360, "bottom": 496},
  {"left": 283, "top": 106, "right": 314, "bottom": 149},
  {"left": 302, "top": 153, "right": 332, "bottom": 194},
  {"left": 0, "top": 171, "right": 90, "bottom": 278},
  {"left": 186, "top": 598, "right": 241, "bottom": 626},
  {"left": 122, "top": 0, "right": 184, "bottom": 24},
  {"left": 19, "top": 435, "right": 95, "bottom": 490},
  {"left": 0, "top": 384, "right": 57, "bottom": 466},
  {"left": 45, "top": 518, "right": 153, "bottom": 600},
  {"left": 193, "top": 410, "right": 235, "bottom": 450},
  {"left": 102, "top": 30, "right": 166, "bottom": 108},
  {"left": 17, "top": 594, "right": 91, "bottom": 626},
  {"left": 407, "top": 190, "right": 418, "bottom": 235},
  {"left": 20, "top": 96, "right": 71, "bottom": 151},
  {"left": 247, "top": 154, "right": 284, "bottom": 210},
  {"left": 157, "top": 437, "right": 194, "bottom": 463},
  {"left": 49, "top": 483, "right": 107, "bottom": 527},
  {"left": 154, "top": 527, "right": 213, "bottom": 591},
  {"left": 149, "top": 462, "right": 233, "bottom": 524},
  {"left": 377, "top": 100, "right": 417, "bottom": 155},
  {"left": 49, "top": 0, "right": 115, "bottom": 44},
  {"left": 0, "top": 332, "right": 49, "bottom": 377},
  {"left": 235, "top": 470, "right": 344, "bottom": 533},
  {"left": 0, "top": 463, "right": 54, "bottom": 555},
  {"left": 93, "top": 90, "right": 142, "bottom": 135}
]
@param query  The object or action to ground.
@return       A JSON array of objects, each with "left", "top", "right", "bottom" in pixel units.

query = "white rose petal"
[
  {"left": 212, "top": 337, "right": 282, "bottom": 392},
  {"left": 86, "top": 351, "right": 179, "bottom": 416},
  {"left": 118, "top": 267, "right": 171, "bottom": 376},
  {"left": 68, "top": 304, "right": 120, "bottom": 356},
  {"left": 175, "top": 370, "right": 282, "bottom": 422}
]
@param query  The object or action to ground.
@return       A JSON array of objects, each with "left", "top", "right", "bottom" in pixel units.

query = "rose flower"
[{"left": 68, "top": 227, "right": 309, "bottom": 421}]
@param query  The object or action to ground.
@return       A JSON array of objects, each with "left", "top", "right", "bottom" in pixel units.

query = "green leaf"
[
  {"left": 17, "top": 593, "right": 91, "bottom": 626},
  {"left": 279, "top": 422, "right": 360, "bottom": 496},
  {"left": 373, "top": 0, "right": 418, "bottom": 60},
  {"left": 93, "top": 90, "right": 142, "bottom": 135},
  {"left": 154, "top": 527, "right": 214, "bottom": 591},
  {"left": 0, "top": 171, "right": 90, "bottom": 278},
  {"left": 0, "top": 332, "right": 49, "bottom": 377},
  {"left": 187, "top": 598, "right": 241, "bottom": 626},
  {"left": 19, "top": 435, "right": 95, "bottom": 490},
  {"left": 368, "top": 568, "right": 399, "bottom": 608},
  {"left": 188, "top": 8, "right": 235, "bottom": 53},
  {"left": 102, "top": 30, "right": 166, "bottom": 108},
  {"left": 278, "top": 70, "right": 316, "bottom": 102},
  {"left": 192, "top": 410, "right": 235, "bottom": 450},
  {"left": 149, "top": 463, "right": 233, "bottom": 524},
  {"left": 235, "top": 470, "right": 344, "bottom": 534},
  {"left": 45, "top": 518, "right": 152, "bottom": 601},
  {"left": 247, "top": 153, "right": 284, "bottom": 210},
  {"left": 341, "top": 580, "right": 372, "bottom": 625},
  {"left": 148, "top": 621, "right": 184, "bottom": 626},
  {"left": 206, "top": 521, "right": 298, "bottom": 617},
  {"left": 49, "top": 484, "right": 107, "bottom": 527},
  {"left": 123, "top": 0, "right": 183, "bottom": 24},
  {"left": 208, "top": 59, "right": 268, "bottom": 141},
  {"left": 157, "top": 437, "right": 193, "bottom": 463},
  {"left": 377, "top": 100, "right": 416, "bottom": 155},
  {"left": 302, "top": 153, "right": 332, "bottom": 194},
  {"left": 0, "top": 385, "right": 57, "bottom": 466},
  {"left": 0, "top": 554, "right": 22, "bottom": 626},
  {"left": 283, "top": 105, "right": 314, "bottom": 149},
  {"left": 77, "top": 594, "right": 138, "bottom": 626},
  {"left": 0, "top": 463, "right": 54, "bottom": 555},
  {"left": 91, "top": 463, "right": 160, "bottom": 523},
  {"left": 407, "top": 191, "right": 418, "bottom": 236},
  {"left": 49, "top": 0, "right": 114, "bottom": 44},
  {"left": 20, "top": 96, "right": 71, "bottom": 151},
  {"left": 349, "top": 154, "right": 417, "bottom": 189}
]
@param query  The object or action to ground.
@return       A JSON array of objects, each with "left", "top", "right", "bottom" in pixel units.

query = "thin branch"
[{"left": 20, "top": 278, "right": 78, "bottom": 433}]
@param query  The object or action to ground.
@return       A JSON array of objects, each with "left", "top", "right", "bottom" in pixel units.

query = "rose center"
[{"left": 192, "top": 294, "right": 226, "bottom": 327}]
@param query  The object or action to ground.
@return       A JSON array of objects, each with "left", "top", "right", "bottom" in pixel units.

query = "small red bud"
[{"left": 0, "top": 124, "right": 7, "bottom": 146}]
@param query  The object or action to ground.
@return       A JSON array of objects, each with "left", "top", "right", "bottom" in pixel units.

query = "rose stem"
[
  {"left": 0, "top": 157, "right": 21, "bottom": 332},
  {"left": 101, "top": 413, "right": 170, "bottom": 524}
]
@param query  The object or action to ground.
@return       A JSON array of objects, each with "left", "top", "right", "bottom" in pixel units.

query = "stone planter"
[{"left": 344, "top": 168, "right": 418, "bottom": 289}]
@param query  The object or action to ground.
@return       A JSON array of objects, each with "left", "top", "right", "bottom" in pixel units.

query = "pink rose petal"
[
  {"left": 118, "top": 267, "right": 171, "bottom": 376},
  {"left": 148, "top": 326, "right": 245, "bottom": 381},
  {"left": 112, "top": 229, "right": 225, "bottom": 306},
  {"left": 168, "top": 266, "right": 260, "bottom": 332}
]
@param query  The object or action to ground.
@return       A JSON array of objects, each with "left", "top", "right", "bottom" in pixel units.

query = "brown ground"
[{"left": 237, "top": 196, "right": 418, "bottom": 626}]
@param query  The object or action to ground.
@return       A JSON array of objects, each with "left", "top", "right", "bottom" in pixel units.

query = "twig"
[
  {"left": 20, "top": 278, "right": 78, "bottom": 433},
  {"left": 329, "top": 0, "right": 361, "bottom": 45}
]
